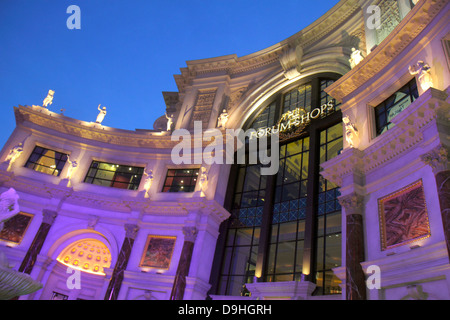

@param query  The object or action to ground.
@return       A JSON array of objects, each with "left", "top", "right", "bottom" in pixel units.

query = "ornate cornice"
[
  {"left": 325, "top": 0, "right": 448, "bottom": 102},
  {"left": 175, "top": 0, "right": 362, "bottom": 88},
  {"left": 14, "top": 105, "right": 231, "bottom": 150},
  {"left": 321, "top": 87, "right": 449, "bottom": 186}
]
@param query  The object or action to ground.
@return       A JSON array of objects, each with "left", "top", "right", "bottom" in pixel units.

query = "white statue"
[
  {"left": 165, "top": 112, "right": 174, "bottom": 131},
  {"left": 66, "top": 156, "right": 78, "bottom": 180},
  {"left": 5, "top": 143, "right": 24, "bottom": 171},
  {"left": 0, "top": 188, "right": 20, "bottom": 227},
  {"left": 343, "top": 116, "right": 359, "bottom": 148},
  {"left": 96, "top": 104, "right": 107, "bottom": 124},
  {"left": 349, "top": 48, "right": 364, "bottom": 69},
  {"left": 43, "top": 90, "right": 55, "bottom": 107},
  {"left": 143, "top": 170, "right": 154, "bottom": 195},
  {"left": 217, "top": 109, "right": 229, "bottom": 128},
  {"left": 199, "top": 166, "right": 208, "bottom": 192},
  {"left": 409, "top": 60, "right": 433, "bottom": 92}
]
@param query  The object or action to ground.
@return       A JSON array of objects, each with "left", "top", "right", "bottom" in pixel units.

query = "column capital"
[
  {"left": 42, "top": 209, "right": 58, "bottom": 225},
  {"left": 420, "top": 145, "right": 449, "bottom": 175},
  {"left": 124, "top": 223, "right": 139, "bottom": 240},
  {"left": 338, "top": 193, "right": 364, "bottom": 216},
  {"left": 182, "top": 226, "right": 198, "bottom": 243}
]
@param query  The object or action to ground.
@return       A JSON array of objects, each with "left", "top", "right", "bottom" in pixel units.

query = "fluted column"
[
  {"left": 170, "top": 226, "right": 198, "bottom": 300},
  {"left": 104, "top": 223, "right": 139, "bottom": 300},
  {"left": 18, "top": 209, "right": 57, "bottom": 275},
  {"left": 421, "top": 145, "right": 450, "bottom": 257},
  {"left": 338, "top": 193, "right": 366, "bottom": 300}
]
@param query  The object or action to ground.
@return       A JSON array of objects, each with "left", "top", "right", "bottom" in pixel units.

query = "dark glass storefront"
[{"left": 210, "top": 73, "right": 344, "bottom": 296}]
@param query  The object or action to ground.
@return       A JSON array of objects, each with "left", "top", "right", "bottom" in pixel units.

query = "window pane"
[
  {"left": 84, "top": 161, "right": 144, "bottom": 190},
  {"left": 25, "top": 146, "right": 68, "bottom": 177},
  {"left": 162, "top": 168, "right": 199, "bottom": 192}
]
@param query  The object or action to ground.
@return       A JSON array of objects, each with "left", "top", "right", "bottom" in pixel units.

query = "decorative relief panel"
[
  {"left": 139, "top": 235, "right": 176, "bottom": 270},
  {"left": 189, "top": 89, "right": 217, "bottom": 129},
  {"left": 378, "top": 179, "right": 431, "bottom": 250},
  {"left": 0, "top": 212, "right": 33, "bottom": 244}
]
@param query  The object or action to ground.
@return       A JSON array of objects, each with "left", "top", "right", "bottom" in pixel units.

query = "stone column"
[
  {"left": 338, "top": 193, "right": 366, "bottom": 300},
  {"left": 170, "top": 226, "right": 198, "bottom": 300},
  {"left": 421, "top": 145, "right": 450, "bottom": 257},
  {"left": 18, "top": 209, "right": 57, "bottom": 275},
  {"left": 104, "top": 223, "right": 139, "bottom": 300}
]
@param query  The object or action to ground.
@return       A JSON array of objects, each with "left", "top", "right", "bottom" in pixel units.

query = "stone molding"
[
  {"left": 321, "top": 88, "right": 449, "bottom": 187},
  {"left": 325, "top": 0, "right": 449, "bottom": 102}
]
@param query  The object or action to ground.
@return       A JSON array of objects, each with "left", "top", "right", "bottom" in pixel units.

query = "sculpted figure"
[
  {"left": 66, "top": 156, "right": 78, "bottom": 180},
  {"left": 0, "top": 188, "right": 20, "bottom": 226},
  {"left": 199, "top": 166, "right": 208, "bottom": 192},
  {"left": 343, "top": 116, "right": 359, "bottom": 148},
  {"left": 143, "top": 170, "right": 154, "bottom": 195},
  {"left": 96, "top": 104, "right": 107, "bottom": 124},
  {"left": 409, "top": 61, "right": 433, "bottom": 92},
  {"left": 217, "top": 109, "right": 229, "bottom": 128},
  {"left": 349, "top": 48, "right": 364, "bottom": 69},
  {"left": 165, "top": 112, "right": 174, "bottom": 131},
  {"left": 43, "top": 90, "right": 55, "bottom": 107},
  {"left": 5, "top": 143, "right": 23, "bottom": 171}
]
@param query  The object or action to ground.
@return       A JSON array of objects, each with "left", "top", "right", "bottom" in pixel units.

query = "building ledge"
[{"left": 325, "top": 0, "right": 449, "bottom": 102}]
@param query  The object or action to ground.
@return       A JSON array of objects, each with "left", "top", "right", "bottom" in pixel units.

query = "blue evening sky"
[{"left": 0, "top": 0, "right": 339, "bottom": 148}]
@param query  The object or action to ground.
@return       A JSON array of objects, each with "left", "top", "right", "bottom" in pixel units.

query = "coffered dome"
[{"left": 57, "top": 239, "right": 111, "bottom": 275}]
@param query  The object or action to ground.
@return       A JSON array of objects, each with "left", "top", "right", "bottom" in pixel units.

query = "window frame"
[
  {"left": 24, "top": 145, "right": 69, "bottom": 177},
  {"left": 161, "top": 168, "right": 200, "bottom": 193},
  {"left": 83, "top": 160, "right": 144, "bottom": 191}
]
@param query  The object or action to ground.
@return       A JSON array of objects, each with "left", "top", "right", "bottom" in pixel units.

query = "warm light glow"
[{"left": 57, "top": 238, "right": 111, "bottom": 275}]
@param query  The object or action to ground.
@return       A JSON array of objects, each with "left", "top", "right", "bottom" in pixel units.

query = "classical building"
[{"left": 0, "top": 0, "right": 449, "bottom": 300}]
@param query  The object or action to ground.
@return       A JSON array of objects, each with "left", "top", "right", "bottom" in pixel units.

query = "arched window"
[
  {"left": 215, "top": 74, "right": 343, "bottom": 296},
  {"left": 57, "top": 238, "right": 112, "bottom": 275}
]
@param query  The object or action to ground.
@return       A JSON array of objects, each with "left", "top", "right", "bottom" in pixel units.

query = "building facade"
[{"left": 0, "top": 0, "right": 449, "bottom": 300}]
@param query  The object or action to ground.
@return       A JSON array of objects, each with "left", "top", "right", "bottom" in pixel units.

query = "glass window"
[
  {"left": 283, "top": 83, "right": 312, "bottom": 113},
  {"left": 251, "top": 101, "right": 277, "bottom": 130},
  {"left": 162, "top": 169, "right": 199, "bottom": 192},
  {"left": 375, "top": 79, "right": 419, "bottom": 135},
  {"left": 84, "top": 161, "right": 144, "bottom": 190},
  {"left": 217, "top": 76, "right": 343, "bottom": 296},
  {"left": 25, "top": 146, "right": 68, "bottom": 177},
  {"left": 315, "top": 122, "right": 343, "bottom": 295},
  {"left": 266, "top": 136, "right": 309, "bottom": 282}
]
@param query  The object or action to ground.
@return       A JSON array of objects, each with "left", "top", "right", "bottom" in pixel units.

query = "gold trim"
[
  {"left": 378, "top": 179, "right": 431, "bottom": 251},
  {"left": 139, "top": 235, "right": 177, "bottom": 270}
]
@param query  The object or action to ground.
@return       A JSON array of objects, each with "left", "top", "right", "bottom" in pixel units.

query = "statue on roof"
[
  {"left": 43, "top": 90, "right": 55, "bottom": 108},
  {"left": 96, "top": 104, "right": 107, "bottom": 124},
  {"left": 165, "top": 112, "right": 174, "bottom": 131}
]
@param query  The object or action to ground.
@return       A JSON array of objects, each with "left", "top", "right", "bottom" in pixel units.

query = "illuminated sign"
[{"left": 250, "top": 100, "right": 335, "bottom": 139}]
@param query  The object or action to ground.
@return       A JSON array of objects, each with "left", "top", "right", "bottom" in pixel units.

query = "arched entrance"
[{"left": 40, "top": 234, "right": 112, "bottom": 300}]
